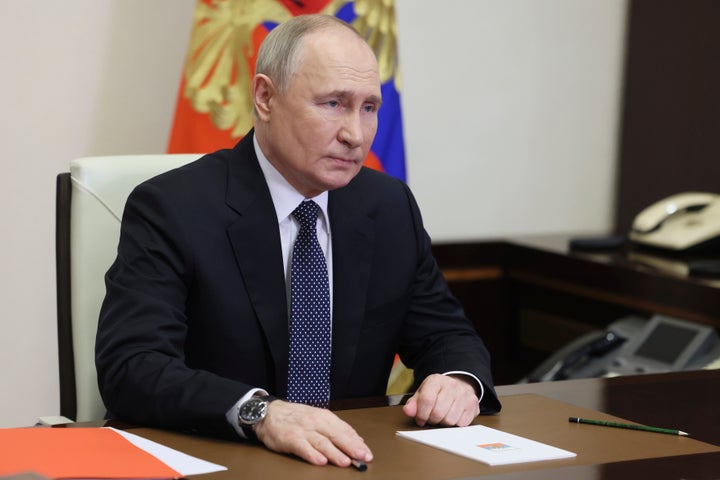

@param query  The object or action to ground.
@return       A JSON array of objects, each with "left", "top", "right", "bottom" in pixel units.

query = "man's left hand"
[{"left": 401, "top": 374, "right": 479, "bottom": 427}]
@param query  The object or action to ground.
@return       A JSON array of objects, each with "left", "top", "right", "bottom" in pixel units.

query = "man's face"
[{"left": 255, "top": 27, "right": 382, "bottom": 198}]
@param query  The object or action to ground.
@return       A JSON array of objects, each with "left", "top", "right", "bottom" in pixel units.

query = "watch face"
[{"left": 239, "top": 397, "right": 268, "bottom": 425}]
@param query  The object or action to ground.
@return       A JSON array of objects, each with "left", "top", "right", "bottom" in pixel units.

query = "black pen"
[
  {"left": 351, "top": 458, "right": 368, "bottom": 472},
  {"left": 569, "top": 417, "right": 689, "bottom": 436}
]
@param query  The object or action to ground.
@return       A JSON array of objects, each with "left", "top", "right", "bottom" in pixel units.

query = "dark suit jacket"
[{"left": 96, "top": 132, "right": 501, "bottom": 437}]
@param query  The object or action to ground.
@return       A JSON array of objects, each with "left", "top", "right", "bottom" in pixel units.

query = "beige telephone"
[{"left": 630, "top": 192, "right": 720, "bottom": 251}]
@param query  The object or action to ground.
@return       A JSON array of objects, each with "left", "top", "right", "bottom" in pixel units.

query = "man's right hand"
[{"left": 253, "top": 400, "right": 373, "bottom": 467}]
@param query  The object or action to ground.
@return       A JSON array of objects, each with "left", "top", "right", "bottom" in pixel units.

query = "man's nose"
[{"left": 338, "top": 112, "right": 363, "bottom": 148}]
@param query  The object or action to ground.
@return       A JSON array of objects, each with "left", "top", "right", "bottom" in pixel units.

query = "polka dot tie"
[{"left": 287, "top": 200, "right": 331, "bottom": 408}]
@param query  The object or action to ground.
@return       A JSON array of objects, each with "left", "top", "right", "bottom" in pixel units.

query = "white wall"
[
  {"left": 0, "top": 0, "right": 196, "bottom": 428},
  {"left": 0, "top": 0, "right": 627, "bottom": 427},
  {"left": 397, "top": 0, "right": 627, "bottom": 240}
]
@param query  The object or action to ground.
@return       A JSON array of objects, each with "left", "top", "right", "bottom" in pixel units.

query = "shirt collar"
[{"left": 253, "top": 135, "right": 329, "bottom": 226}]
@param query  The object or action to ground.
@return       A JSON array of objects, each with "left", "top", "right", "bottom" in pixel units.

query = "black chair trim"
[{"left": 56, "top": 172, "right": 77, "bottom": 420}]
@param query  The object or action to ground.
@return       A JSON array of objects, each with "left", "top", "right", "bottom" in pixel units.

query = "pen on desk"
[
  {"left": 569, "top": 417, "right": 688, "bottom": 436},
  {"left": 351, "top": 458, "right": 368, "bottom": 472}
]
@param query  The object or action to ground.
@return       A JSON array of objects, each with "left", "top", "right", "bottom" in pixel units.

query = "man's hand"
[
  {"left": 402, "top": 374, "right": 480, "bottom": 427},
  {"left": 253, "top": 400, "right": 373, "bottom": 467}
]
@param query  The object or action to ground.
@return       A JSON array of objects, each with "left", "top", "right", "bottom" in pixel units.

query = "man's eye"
[
  {"left": 363, "top": 104, "right": 376, "bottom": 113},
  {"left": 327, "top": 100, "right": 339, "bottom": 108}
]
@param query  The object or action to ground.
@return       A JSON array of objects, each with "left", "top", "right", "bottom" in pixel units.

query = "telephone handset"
[
  {"left": 630, "top": 192, "right": 720, "bottom": 251},
  {"left": 522, "top": 315, "right": 720, "bottom": 383},
  {"left": 525, "top": 330, "right": 627, "bottom": 382}
]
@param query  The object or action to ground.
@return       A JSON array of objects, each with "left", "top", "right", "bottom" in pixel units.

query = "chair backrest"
[{"left": 56, "top": 154, "right": 203, "bottom": 421}]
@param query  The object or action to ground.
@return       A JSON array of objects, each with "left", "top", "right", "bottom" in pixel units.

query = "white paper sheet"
[
  {"left": 397, "top": 425, "right": 576, "bottom": 466},
  {"left": 110, "top": 428, "right": 227, "bottom": 476}
]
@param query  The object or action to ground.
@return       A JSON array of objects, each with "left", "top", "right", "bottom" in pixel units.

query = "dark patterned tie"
[{"left": 287, "top": 200, "right": 331, "bottom": 407}]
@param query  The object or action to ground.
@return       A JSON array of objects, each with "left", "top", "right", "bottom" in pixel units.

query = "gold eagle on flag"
[{"left": 181, "top": 0, "right": 399, "bottom": 138}]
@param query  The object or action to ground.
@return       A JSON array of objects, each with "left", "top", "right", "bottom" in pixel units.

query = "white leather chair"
[{"left": 55, "top": 154, "right": 202, "bottom": 422}]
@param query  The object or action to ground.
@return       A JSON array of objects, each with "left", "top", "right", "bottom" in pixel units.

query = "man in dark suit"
[{"left": 96, "top": 14, "right": 500, "bottom": 468}]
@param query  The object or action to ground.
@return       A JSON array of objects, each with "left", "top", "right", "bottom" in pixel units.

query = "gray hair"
[{"left": 255, "top": 14, "right": 364, "bottom": 91}]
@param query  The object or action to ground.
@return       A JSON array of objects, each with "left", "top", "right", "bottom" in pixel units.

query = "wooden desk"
[
  {"left": 112, "top": 370, "right": 719, "bottom": 479},
  {"left": 497, "top": 369, "right": 720, "bottom": 446},
  {"left": 470, "top": 452, "right": 720, "bottom": 480},
  {"left": 503, "top": 234, "right": 720, "bottom": 325},
  {"left": 477, "top": 369, "right": 720, "bottom": 479},
  {"left": 432, "top": 235, "right": 720, "bottom": 383}
]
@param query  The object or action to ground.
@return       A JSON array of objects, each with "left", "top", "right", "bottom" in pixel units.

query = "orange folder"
[{"left": 0, "top": 428, "right": 181, "bottom": 479}]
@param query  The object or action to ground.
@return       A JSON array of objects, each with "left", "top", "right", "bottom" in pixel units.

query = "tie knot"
[{"left": 292, "top": 200, "right": 320, "bottom": 230}]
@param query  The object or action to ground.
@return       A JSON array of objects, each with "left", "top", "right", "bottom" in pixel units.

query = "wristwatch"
[{"left": 238, "top": 395, "right": 276, "bottom": 438}]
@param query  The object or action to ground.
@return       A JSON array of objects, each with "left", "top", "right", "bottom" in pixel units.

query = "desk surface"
[
  {"left": 118, "top": 370, "right": 719, "bottom": 480},
  {"left": 434, "top": 234, "right": 720, "bottom": 326},
  {"left": 505, "top": 234, "right": 720, "bottom": 325},
  {"left": 503, "top": 234, "right": 720, "bottom": 286},
  {"left": 497, "top": 369, "right": 720, "bottom": 446}
]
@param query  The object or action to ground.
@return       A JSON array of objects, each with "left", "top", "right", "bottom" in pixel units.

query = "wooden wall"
[{"left": 615, "top": 0, "right": 720, "bottom": 232}]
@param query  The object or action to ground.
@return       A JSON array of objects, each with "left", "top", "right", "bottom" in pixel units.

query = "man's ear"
[{"left": 253, "top": 74, "right": 274, "bottom": 122}]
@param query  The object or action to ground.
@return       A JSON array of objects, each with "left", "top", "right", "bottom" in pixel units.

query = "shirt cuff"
[
  {"left": 443, "top": 370, "right": 485, "bottom": 405},
  {"left": 225, "top": 388, "right": 268, "bottom": 439}
]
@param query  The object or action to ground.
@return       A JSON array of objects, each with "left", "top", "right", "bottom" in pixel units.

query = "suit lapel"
[
  {"left": 224, "top": 137, "right": 290, "bottom": 395},
  {"left": 328, "top": 186, "right": 376, "bottom": 398}
]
